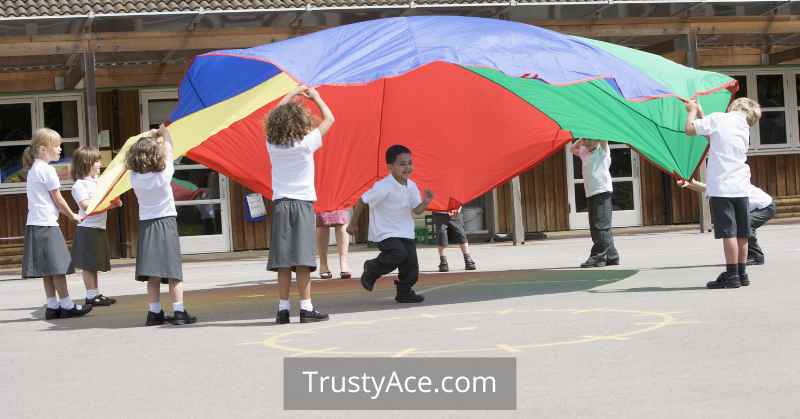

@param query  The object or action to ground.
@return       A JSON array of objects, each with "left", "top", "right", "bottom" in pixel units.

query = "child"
[
  {"left": 678, "top": 178, "right": 775, "bottom": 267},
  {"left": 266, "top": 85, "right": 334, "bottom": 324},
  {"left": 570, "top": 139, "right": 619, "bottom": 268},
  {"left": 70, "top": 146, "right": 121, "bottom": 307},
  {"left": 432, "top": 207, "right": 476, "bottom": 272},
  {"left": 349, "top": 145, "right": 433, "bottom": 303},
  {"left": 685, "top": 97, "right": 761, "bottom": 288},
  {"left": 21, "top": 128, "right": 91, "bottom": 319},
  {"left": 127, "top": 125, "right": 196, "bottom": 325},
  {"left": 316, "top": 209, "right": 352, "bottom": 279}
]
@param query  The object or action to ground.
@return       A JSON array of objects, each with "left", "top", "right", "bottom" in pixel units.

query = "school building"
[{"left": 1, "top": 1, "right": 800, "bottom": 265}]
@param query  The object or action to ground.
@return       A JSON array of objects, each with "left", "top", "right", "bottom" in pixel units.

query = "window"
[
  {"left": 0, "top": 94, "right": 85, "bottom": 191},
  {"left": 724, "top": 70, "right": 799, "bottom": 153}
]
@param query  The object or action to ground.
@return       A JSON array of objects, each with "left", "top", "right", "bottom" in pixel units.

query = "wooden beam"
[
  {"left": 0, "top": 27, "right": 315, "bottom": 57},
  {"left": 83, "top": 50, "right": 98, "bottom": 147},
  {"left": 769, "top": 45, "right": 800, "bottom": 64}
]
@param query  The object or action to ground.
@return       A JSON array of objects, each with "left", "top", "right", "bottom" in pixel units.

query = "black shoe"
[
  {"left": 146, "top": 310, "right": 165, "bottom": 326},
  {"left": 276, "top": 309, "right": 290, "bottom": 324},
  {"left": 606, "top": 258, "right": 620, "bottom": 266},
  {"left": 395, "top": 290, "right": 425, "bottom": 303},
  {"left": 580, "top": 256, "right": 606, "bottom": 268},
  {"left": 740, "top": 273, "right": 750, "bottom": 287},
  {"left": 707, "top": 272, "right": 741, "bottom": 289},
  {"left": 85, "top": 294, "right": 116, "bottom": 307},
  {"left": 168, "top": 310, "right": 197, "bottom": 325},
  {"left": 44, "top": 307, "right": 61, "bottom": 320},
  {"left": 59, "top": 304, "right": 92, "bottom": 318},
  {"left": 360, "top": 261, "right": 379, "bottom": 292},
  {"left": 464, "top": 257, "right": 476, "bottom": 271},
  {"left": 438, "top": 259, "right": 449, "bottom": 272},
  {"left": 300, "top": 309, "right": 329, "bottom": 323},
  {"left": 746, "top": 257, "right": 764, "bottom": 266}
]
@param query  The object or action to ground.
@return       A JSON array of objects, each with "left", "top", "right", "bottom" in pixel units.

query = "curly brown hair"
[
  {"left": 71, "top": 146, "right": 101, "bottom": 180},
  {"left": 126, "top": 136, "right": 166, "bottom": 174},
  {"left": 265, "top": 102, "right": 315, "bottom": 147}
]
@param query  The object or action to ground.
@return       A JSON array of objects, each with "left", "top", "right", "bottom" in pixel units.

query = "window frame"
[
  {"left": 719, "top": 68, "right": 800, "bottom": 155},
  {"left": 0, "top": 92, "right": 86, "bottom": 194}
]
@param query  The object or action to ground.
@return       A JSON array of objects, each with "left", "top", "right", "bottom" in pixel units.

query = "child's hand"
[
  {"left": 677, "top": 179, "right": 689, "bottom": 188},
  {"left": 346, "top": 224, "right": 358, "bottom": 236},
  {"left": 423, "top": 189, "right": 433, "bottom": 202},
  {"left": 71, "top": 213, "right": 83, "bottom": 223},
  {"left": 110, "top": 198, "right": 123, "bottom": 208},
  {"left": 306, "top": 87, "right": 321, "bottom": 100},
  {"left": 685, "top": 99, "right": 700, "bottom": 112}
]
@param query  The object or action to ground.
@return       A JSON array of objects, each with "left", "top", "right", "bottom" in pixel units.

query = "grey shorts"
[
  {"left": 267, "top": 199, "right": 317, "bottom": 272},
  {"left": 710, "top": 197, "right": 751, "bottom": 239},
  {"left": 432, "top": 212, "right": 467, "bottom": 246}
]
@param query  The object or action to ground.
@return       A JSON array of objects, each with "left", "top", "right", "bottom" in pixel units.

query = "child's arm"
[
  {"left": 306, "top": 88, "right": 335, "bottom": 136},
  {"left": 684, "top": 99, "right": 705, "bottom": 136},
  {"left": 412, "top": 189, "right": 433, "bottom": 215},
  {"left": 50, "top": 189, "right": 82, "bottom": 223},
  {"left": 346, "top": 199, "right": 366, "bottom": 235},
  {"left": 677, "top": 178, "right": 706, "bottom": 193},
  {"left": 278, "top": 85, "right": 308, "bottom": 107},
  {"left": 570, "top": 139, "right": 586, "bottom": 156}
]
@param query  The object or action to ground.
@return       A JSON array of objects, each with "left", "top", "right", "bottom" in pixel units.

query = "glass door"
[
  {"left": 566, "top": 142, "right": 642, "bottom": 230},
  {"left": 140, "top": 89, "right": 231, "bottom": 254}
]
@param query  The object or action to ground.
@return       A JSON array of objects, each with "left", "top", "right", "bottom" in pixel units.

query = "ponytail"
[{"left": 21, "top": 146, "right": 36, "bottom": 170}]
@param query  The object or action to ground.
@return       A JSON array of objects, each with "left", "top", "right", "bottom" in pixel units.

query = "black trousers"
[
  {"left": 587, "top": 192, "right": 619, "bottom": 260},
  {"left": 365, "top": 238, "right": 419, "bottom": 292},
  {"left": 748, "top": 203, "right": 776, "bottom": 260}
]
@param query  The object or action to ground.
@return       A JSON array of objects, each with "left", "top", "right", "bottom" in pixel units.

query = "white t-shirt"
[
  {"left": 692, "top": 112, "right": 751, "bottom": 197},
  {"left": 26, "top": 159, "right": 61, "bottom": 226},
  {"left": 578, "top": 143, "right": 613, "bottom": 198},
  {"left": 748, "top": 184, "right": 773, "bottom": 212},
  {"left": 268, "top": 129, "right": 322, "bottom": 201},
  {"left": 130, "top": 142, "right": 177, "bottom": 220},
  {"left": 362, "top": 175, "right": 422, "bottom": 243},
  {"left": 72, "top": 177, "right": 107, "bottom": 229}
]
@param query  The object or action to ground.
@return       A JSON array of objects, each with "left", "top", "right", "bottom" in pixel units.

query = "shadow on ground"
[{"left": 7, "top": 268, "right": 638, "bottom": 331}]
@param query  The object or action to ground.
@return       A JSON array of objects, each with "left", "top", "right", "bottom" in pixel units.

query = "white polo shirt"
[
  {"left": 72, "top": 177, "right": 107, "bottom": 229},
  {"left": 692, "top": 112, "right": 751, "bottom": 197},
  {"left": 578, "top": 142, "right": 613, "bottom": 198},
  {"left": 268, "top": 129, "right": 322, "bottom": 201},
  {"left": 748, "top": 184, "right": 773, "bottom": 212},
  {"left": 362, "top": 175, "right": 422, "bottom": 243},
  {"left": 130, "top": 142, "right": 178, "bottom": 220},
  {"left": 26, "top": 159, "right": 61, "bottom": 226}
]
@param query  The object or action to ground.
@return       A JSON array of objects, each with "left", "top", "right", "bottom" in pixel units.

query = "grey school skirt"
[
  {"left": 136, "top": 216, "right": 183, "bottom": 283},
  {"left": 267, "top": 199, "right": 317, "bottom": 272},
  {"left": 71, "top": 226, "right": 111, "bottom": 272},
  {"left": 22, "top": 225, "right": 75, "bottom": 278}
]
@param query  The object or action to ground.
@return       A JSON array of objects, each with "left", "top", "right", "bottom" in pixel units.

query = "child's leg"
[
  {"left": 362, "top": 238, "right": 407, "bottom": 291},
  {"left": 316, "top": 227, "right": 330, "bottom": 274},
  {"left": 396, "top": 240, "right": 423, "bottom": 303},
  {"left": 737, "top": 238, "right": 748, "bottom": 264},
  {"left": 334, "top": 225, "right": 351, "bottom": 273},
  {"left": 147, "top": 277, "right": 161, "bottom": 312},
  {"left": 42, "top": 276, "right": 56, "bottom": 299},
  {"left": 277, "top": 268, "right": 291, "bottom": 312},
  {"left": 51, "top": 275, "right": 77, "bottom": 309},
  {"left": 722, "top": 238, "right": 739, "bottom": 265},
  {"left": 168, "top": 279, "right": 184, "bottom": 310},
  {"left": 82, "top": 270, "right": 98, "bottom": 297},
  {"left": 295, "top": 266, "right": 312, "bottom": 310}
]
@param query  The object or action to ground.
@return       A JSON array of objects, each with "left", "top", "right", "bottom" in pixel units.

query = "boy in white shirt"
[
  {"left": 570, "top": 139, "right": 619, "bottom": 268},
  {"left": 349, "top": 145, "right": 433, "bottom": 303},
  {"left": 685, "top": 97, "right": 761, "bottom": 288}
]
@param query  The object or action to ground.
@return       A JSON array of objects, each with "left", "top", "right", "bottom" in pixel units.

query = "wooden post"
[
  {"left": 511, "top": 176, "right": 525, "bottom": 245},
  {"left": 686, "top": 29, "right": 711, "bottom": 233},
  {"left": 486, "top": 188, "right": 498, "bottom": 241},
  {"left": 83, "top": 49, "right": 98, "bottom": 147}
]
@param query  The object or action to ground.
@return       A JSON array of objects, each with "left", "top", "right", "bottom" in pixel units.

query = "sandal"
[
  {"left": 320, "top": 272, "right": 333, "bottom": 279},
  {"left": 340, "top": 272, "right": 352, "bottom": 279}
]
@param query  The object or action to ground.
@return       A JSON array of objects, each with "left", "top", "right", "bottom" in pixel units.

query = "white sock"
[
  {"left": 86, "top": 289, "right": 99, "bottom": 299},
  {"left": 173, "top": 302, "right": 184, "bottom": 312},
  {"left": 279, "top": 299, "right": 291, "bottom": 311},
  {"left": 148, "top": 303, "right": 162, "bottom": 313},
  {"left": 300, "top": 299, "right": 314, "bottom": 312},
  {"left": 46, "top": 297, "right": 59, "bottom": 309},
  {"left": 59, "top": 297, "right": 75, "bottom": 310}
]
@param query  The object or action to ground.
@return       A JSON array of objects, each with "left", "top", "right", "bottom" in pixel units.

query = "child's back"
[{"left": 696, "top": 111, "right": 750, "bottom": 197}]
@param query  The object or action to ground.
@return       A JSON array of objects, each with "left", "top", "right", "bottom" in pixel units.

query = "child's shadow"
[{"left": 27, "top": 267, "right": 639, "bottom": 331}]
